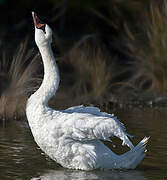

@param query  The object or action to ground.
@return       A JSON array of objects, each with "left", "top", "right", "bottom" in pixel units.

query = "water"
[{"left": 0, "top": 108, "right": 167, "bottom": 180}]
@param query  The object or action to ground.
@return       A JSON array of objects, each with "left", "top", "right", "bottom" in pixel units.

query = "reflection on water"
[
  {"left": 32, "top": 169, "right": 145, "bottom": 180},
  {"left": 0, "top": 108, "right": 167, "bottom": 179}
]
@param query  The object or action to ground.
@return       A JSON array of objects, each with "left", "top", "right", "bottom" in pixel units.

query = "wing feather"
[{"left": 62, "top": 105, "right": 134, "bottom": 149}]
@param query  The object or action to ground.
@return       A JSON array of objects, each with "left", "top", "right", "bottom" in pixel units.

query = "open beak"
[{"left": 32, "top": 12, "right": 45, "bottom": 29}]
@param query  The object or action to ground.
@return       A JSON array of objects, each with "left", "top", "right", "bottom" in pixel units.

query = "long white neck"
[{"left": 30, "top": 43, "right": 60, "bottom": 105}]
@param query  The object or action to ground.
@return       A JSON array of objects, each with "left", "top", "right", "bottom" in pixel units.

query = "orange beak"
[{"left": 32, "top": 12, "right": 45, "bottom": 29}]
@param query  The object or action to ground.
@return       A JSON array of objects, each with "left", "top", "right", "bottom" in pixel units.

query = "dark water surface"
[{"left": 0, "top": 108, "right": 167, "bottom": 180}]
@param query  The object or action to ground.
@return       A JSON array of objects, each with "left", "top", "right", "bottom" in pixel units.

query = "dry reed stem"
[
  {"left": 0, "top": 38, "right": 42, "bottom": 120},
  {"left": 125, "top": 0, "right": 167, "bottom": 93},
  {"left": 65, "top": 38, "right": 113, "bottom": 103}
]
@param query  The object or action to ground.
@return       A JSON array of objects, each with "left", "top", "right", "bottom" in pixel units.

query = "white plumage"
[{"left": 26, "top": 12, "right": 149, "bottom": 170}]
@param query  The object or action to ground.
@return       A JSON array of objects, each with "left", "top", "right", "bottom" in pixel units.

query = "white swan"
[{"left": 26, "top": 12, "right": 149, "bottom": 170}]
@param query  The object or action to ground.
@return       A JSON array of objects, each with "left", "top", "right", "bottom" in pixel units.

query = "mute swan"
[{"left": 26, "top": 12, "right": 149, "bottom": 170}]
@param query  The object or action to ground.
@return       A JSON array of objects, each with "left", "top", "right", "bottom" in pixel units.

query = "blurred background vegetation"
[{"left": 1, "top": 0, "right": 167, "bottom": 120}]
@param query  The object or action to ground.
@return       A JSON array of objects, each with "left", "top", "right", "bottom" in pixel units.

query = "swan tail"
[{"left": 117, "top": 137, "right": 149, "bottom": 169}]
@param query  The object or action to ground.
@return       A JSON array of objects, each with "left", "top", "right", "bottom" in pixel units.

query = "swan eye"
[
  {"left": 40, "top": 25, "right": 46, "bottom": 34},
  {"left": 37, "top": 18, "right": 46, "bottom": 33}
]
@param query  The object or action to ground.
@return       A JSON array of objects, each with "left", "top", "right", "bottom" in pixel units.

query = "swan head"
[{"left": 32, "top": 12, "right": 52, "bottom": 47}]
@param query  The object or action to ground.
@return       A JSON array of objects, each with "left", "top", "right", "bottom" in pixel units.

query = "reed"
[
  {"left": 125, "top": 0, "right": 167, "bottom": 93},
  {"left": 64, "top": 37, "right": 113, "bottom": 103},
  {"left": 0, "top": 38, "right": 42, "bottom": 120}
]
